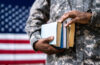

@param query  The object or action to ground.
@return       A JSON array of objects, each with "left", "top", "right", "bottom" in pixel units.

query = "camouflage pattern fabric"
[{"left": 25, "top": 0, "right": 100, "bottom": 65}]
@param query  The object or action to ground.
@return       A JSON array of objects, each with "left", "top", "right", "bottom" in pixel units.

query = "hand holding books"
[
  {"left": 41, "top": 20, "right": 75, "bottom": 49},
  {"left": 59, "top": 10, "right": 92, "bottom": 26},
  {"left": 35, "top": 36, "right": 64, "bottom": 54},
  {"left": 36, "top": 10, "right": 92, "bottom": 54}
]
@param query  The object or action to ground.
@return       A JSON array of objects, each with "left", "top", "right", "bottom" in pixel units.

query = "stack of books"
[{"left": 41, "top": 21, "right": 75, "bottom": 49}]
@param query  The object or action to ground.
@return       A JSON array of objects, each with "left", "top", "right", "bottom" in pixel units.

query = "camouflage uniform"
[{"left": 25, "top": 0, "right": 100, "bottom": 65}]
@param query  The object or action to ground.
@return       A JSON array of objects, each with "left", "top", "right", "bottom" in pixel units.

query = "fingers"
[
  {"left": 37, "top": 37, "right": 64, "bottom": 55},
  {"left": 40, "top": 43, "right": 64, "bottom": 55},
  {"left": 42, "top": 36, "right": 54, "bottom": 43},
  {"left": 46, "top": 46, "right": 65, "bottom": 55},
  {"left": 59, "top": 10, "right": 91, "bottom": 26},
  {"left": 58, "top": 11, "right": 76, "bottom": 23},
  {"left": 58, "top": 13, "right": 69, "bottom": 23},
  {"left": 65, "top": 17, "right": 79, "bottom": 26}
]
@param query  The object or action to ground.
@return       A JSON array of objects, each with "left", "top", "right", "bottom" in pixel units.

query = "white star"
[
  {"left": 18, "top": 9, "right": 22, "bottom": 13},
  {"left": 25, "top": 15, "right": 29, "bottom": 18},
  {"left": 19, "top": 26, "right": 23, "bottom": 29},
  {"left": 5, "top": 7, "right": 8, "bottom": 11},
  {"left": 16, "top": 23, "right": 19, "bottom": 26},
  {"left": 1, "top": 28, "right": 5, "bottom": 32},
  {"left": 1, "top": 4, "right": 4, "bottom": 8},
  {"left": 19, "top": 20, "right": 23, "bottom": 23},
  {"left": 12, "top": 25, "right": 16, "bottom": 29},
  {"left": 5, "top": 19, "right": 9, "bottom": 22},
  {"left": 19, "top": 14, "right": 23, "bottom": 18},
  {"left": 16, "top": 28, "right": 20, "bottom": 32},
  {"left": 22, "top": 6, "right": 25, "bottom": 10},
  {"left": 8, "top": 10, "right": 12, "bottom": 14},
  {"left": 22, "top": 12, "right": 25, "bottom": 16},
  {"left": 25, "top": 9, "right": 29, "bottom": 13},
  {"left": 1, "top": 15, "right": 5, "bottom": 19},
  {"left": 1, "top": 9, "right": 5, "bottom": 13},
  {"left": 8, "top": 16, "right": 12, "bottom": 20},
  {"left": 12, "top": 14, "right": 16, "bottom": 17},
  {"left": 5, "top": 13, "right": 8, "bottom": 16},
  {"left": 15, "top": 11, "right": 19, "bottom": 15},
  {"left": 23, "top": 29, "right": 25, "bottom": 32},
  {"left": 8, "top": 5, "right": 12, "bottom": 8},
  {"left": 1, "top": 21, "right": 4, "bottom": 25},
  {"left": 15, "top": 17, "right": 19, "bottom": 20},
  {"left": 15, "top": 5, "right": 19, "bottom": 9},
  {"left": 12, "top": 8, "right": 16, "bottom": 12},
  {"left": 22, "top": 18, "right": 26, "bottom": 21},
  {"left": 5, "top": 25, "right": 8, "bottom": 28},
  {"left": 9, "top": 22, "right": 12, "bottom": 26},
  {"left": 12, "top": 19, "right": 16, "bottom": 23},
  {"left": 23, "top": 23, "right": 25, "bottom": 26},
  {"left": 9, "top": 28, "right": 12, "bottom": 32}
]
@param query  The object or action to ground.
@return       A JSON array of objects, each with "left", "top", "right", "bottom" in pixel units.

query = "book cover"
[{"left": 41, "top": 22, "right": 57, "bottom": 45}]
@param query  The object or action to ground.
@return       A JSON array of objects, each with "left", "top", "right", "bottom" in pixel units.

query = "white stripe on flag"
[
  {"left": 0, "top": 54, "right": 47, "bottom": 60},
  {"left": 0, "top": 34, "right": 29, "bottom": 40},
  {"left": 0, "top": 44, "right": 33, "bottom": 50}
]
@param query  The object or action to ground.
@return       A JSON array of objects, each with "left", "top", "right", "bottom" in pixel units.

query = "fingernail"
[
  {"left": 66, "top": 25, "right": 69, "bottom": 27},
  {"left": 64, "top": 24, "right": 66, "bottom": 27},
  {"left": 50, "top": 36, "right": 54, "bottom": 39},
  {"left": 64, "top": 24, "right": 68, "bottom": 27},
  {"left": 58, "top": 20, "right": 62, "bottom": 22}
]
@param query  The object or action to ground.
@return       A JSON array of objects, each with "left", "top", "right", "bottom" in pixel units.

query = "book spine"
[
  {"left": 56, "top": 22, "right": 62, "bottom": 47},
  {"left": 63, "top": 22, "right": 67, "bottom": 48},
  {"left": 60, "top": 24, "right": 63, "bottom": 48},
  {"left": 68, "top": 23, "right": 75, "bottom": 47}
]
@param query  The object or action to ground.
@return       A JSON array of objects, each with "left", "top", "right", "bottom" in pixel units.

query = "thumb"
[{"left": 43, "top": 36, "right": 54, "bottom": 43}]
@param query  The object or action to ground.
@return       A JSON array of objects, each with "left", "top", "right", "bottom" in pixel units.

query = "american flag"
[{"left": 0, "top": 0, "right": 46, "bottom": 65}]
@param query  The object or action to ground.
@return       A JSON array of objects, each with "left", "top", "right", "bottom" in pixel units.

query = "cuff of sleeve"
[{"left": 30, "top": 35, "right": 41, "bottom": 51}]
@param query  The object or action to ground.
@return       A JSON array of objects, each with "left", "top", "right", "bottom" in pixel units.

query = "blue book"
[{"left": 60, "top": 23, "right": 63, "bottom": 48}]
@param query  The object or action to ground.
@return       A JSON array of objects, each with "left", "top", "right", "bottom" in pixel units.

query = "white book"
[{"left": 41, "top": 22, "right": 57, "bottom": 45}]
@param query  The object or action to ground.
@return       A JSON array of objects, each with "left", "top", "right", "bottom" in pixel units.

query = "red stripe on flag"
[
  {"left": 0, "top": 50, "right": 43, "bottom": 54},
  {"left": 0, "top": 40, "right": 29, "bottom": 44},
  {"left": 0, "top": 60, "right": 45, "bottom": 64}
]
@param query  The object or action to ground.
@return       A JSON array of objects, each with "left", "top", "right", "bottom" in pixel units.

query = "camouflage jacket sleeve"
[
  {"left": 90, "top": 0, "right": 100, "bottom": 25},
  {"left": 25, "top": 0, "right": 50, "bottom": 50}
]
